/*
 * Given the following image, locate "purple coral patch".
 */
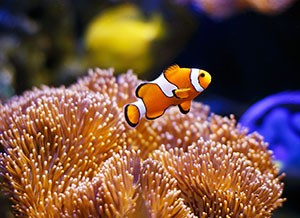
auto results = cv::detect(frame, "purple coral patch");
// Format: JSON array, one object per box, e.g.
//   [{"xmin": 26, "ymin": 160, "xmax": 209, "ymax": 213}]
[{"xmin": 240, "ymin": 91, "xmax": 300, "ymax": 175}]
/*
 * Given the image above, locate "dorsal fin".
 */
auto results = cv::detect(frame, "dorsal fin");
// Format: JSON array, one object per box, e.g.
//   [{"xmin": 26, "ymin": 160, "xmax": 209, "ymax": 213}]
[{"xmin": 164, "ymin": 64, "xmax": 180, "ymax": 78}]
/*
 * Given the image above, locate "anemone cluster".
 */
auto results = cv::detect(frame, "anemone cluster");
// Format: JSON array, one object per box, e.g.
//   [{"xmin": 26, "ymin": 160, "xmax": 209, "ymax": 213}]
[{"xmin": 0, "ymin": 68, "xmax": 285, "ymax": 217}]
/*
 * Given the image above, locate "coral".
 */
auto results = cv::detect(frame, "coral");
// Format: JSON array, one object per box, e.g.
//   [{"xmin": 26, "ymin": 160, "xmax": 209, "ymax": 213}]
[
  {"xmin": 176, "ymin": 0, "xmax": 297, "ymax": 18},
  {"xmin": 0, "ymin": 68, "xmax": 285, "ymax": 217},
  {"xmin": 240, "ymin": 91, "xmax": 300, "ymax": 175},
  {"xmin": 243, "ymin": 0, "xmax": 296, "ymax": 13}
]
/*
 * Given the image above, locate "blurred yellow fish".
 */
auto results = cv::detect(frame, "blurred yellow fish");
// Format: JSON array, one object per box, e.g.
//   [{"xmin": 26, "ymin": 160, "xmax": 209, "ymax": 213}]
[{"xmin": 84, "ymin": 3, "xmax": 166, "ymax": 74}]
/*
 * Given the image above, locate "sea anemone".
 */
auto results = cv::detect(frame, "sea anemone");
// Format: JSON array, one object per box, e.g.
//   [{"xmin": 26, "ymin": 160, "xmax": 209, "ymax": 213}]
[
  {"xmin": 0, "ymin": 86, "xmax": 125, "ymax": 216},
  {"xmin": 154, "ymin": 139, "xmax": 284, "ymax": 217},
  {"xmin": 140, "ymin": 158, "xmax": 194, "ymax": 217},
  {"xmin": 0, "ymin": 68, "xmax": 285, "ymax": 217},
  {"xmin": 59, "ymin": 148, "xmax": 141, "ymax": 217}
]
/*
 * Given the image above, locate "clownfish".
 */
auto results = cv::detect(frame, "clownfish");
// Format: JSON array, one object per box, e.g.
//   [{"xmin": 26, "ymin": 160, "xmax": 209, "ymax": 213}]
[{"xmin": 124, "ymin": 64, "xmax": 211, "ymax": 127}]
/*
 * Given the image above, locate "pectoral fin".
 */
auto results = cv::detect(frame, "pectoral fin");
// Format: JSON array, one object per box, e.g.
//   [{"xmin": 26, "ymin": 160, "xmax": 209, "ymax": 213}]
[
  {"xmin": 173, "ymin": 88, "xmax": 191, "ymax": 99},
  {"xmin": 178, "ymin": 101, "xmax": 191, "ymax": 114}
]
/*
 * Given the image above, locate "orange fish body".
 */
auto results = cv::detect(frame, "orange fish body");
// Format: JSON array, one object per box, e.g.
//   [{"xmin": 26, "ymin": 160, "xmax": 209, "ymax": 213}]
[{"xmin": 124, "ymin": 64, "xmax": 211, "ymax": 127}]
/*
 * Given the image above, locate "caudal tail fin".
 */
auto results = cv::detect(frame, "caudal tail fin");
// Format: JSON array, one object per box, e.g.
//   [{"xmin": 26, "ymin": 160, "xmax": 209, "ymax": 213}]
[{"xmin": 124, "ymin": 104, "xmax": 140, "ymax": 128}]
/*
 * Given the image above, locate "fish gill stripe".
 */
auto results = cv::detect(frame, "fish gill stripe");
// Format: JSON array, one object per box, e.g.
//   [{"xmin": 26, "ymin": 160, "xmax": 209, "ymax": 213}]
[
  {"xmin": 190, "ymin": 68, "xmax": 204, "ymax": 92},
  {"xmin": 150, "ymin": 73, "xmax": 178, "ymax": 98}
]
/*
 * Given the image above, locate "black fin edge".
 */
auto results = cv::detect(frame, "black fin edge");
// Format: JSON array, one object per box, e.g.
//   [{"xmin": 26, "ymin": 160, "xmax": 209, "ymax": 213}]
[
  {"xmin": 135, "ymin": 83, "xmax": 147, "ymax": 98},
  {"xmin": 172, "ymin": 89, "xmax": 180, "ymax": 99},
  {"xmin": 178, "ymin": 104, "xmax": 190, "ymax": 114},
  {"xmin": 124, "ymin": 104, "xmax": 139, "ymax": 128}
]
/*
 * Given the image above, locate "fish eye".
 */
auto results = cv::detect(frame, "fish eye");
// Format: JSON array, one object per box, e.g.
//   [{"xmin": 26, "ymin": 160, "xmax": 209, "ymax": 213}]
[{"xmin": 200, "ymin": 73, "xmax": 205, "ymax": 77}]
